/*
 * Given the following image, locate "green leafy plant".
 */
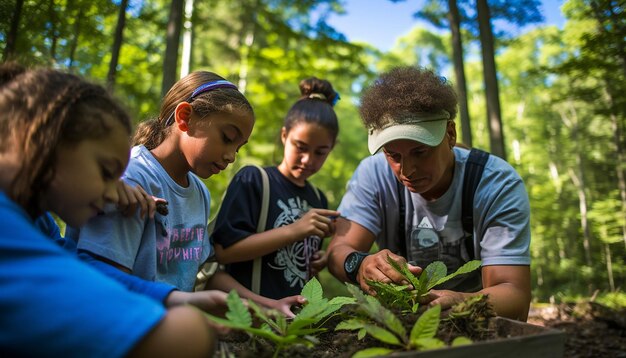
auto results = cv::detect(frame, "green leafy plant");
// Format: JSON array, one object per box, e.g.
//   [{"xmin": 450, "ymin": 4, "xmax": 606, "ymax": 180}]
[
  {"xmin": 205, "ymin": 277, "xmax": 355, "ymax": 358},
  {"xmin": 367, "ymin": 257, "xmax": 482, "ymax": 312},
  {"xmin": 337, "ymin": 283, "xmax": 472, "ymax": 357}
]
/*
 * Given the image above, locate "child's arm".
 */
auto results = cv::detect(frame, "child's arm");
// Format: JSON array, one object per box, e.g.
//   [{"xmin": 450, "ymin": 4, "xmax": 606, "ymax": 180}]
[
  {"xmin": 128, "ymin": 305, "xmax": 217, "ymax": 357},
  {"xmin": 205, "ymin": 270, "xmax": 306, "ymax": 318},
  {"xmin": 164, "ymin": 290, "xmax": 229, "ymax": 318},
  {"xmin": 215, "ymin": 208, "xmax": 340, "ymax": 264},
  {"xmin": 116, "ymin": 180, "xmax": 168, "ymax": 219}
]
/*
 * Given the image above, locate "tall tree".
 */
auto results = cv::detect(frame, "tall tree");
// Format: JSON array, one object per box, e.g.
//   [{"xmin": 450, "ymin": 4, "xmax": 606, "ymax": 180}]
[
  {"xmin": 180, "ymin": 0, "xmax": 194, "ymax": 78},
  {"xmin": 3, "ymin": 0, "xmax": 24, "ymax": 61},
  {"xmin": 413, "ymin": 0, "xmax": 473, "ymax": 146},
  {"xmin": 47, "ymin": 0, "xmax": 59, "ymax": 62},
  {"xmin": 476, "ymin": 0, "xmax": 505, "ymax": 159},
  {"xmin": 107, "ymin": 0, "xmax": 130, "ymax": 91},
  {"xmin": 161, "ymin": 0, "xmax": 184, "ymax": 97},
  {"xmin": 447, "ymin": 0, "xmax": 472, "ymax": 147}
]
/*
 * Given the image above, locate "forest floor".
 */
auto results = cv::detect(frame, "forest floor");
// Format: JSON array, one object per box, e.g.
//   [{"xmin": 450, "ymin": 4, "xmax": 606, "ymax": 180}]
[{"xmin": 527, "ymin": 301, "xmax": 626, "ymax": 357}]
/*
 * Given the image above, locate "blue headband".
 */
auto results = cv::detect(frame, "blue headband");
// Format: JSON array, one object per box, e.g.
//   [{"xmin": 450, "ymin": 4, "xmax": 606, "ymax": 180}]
[{"xmin": 165, "ymin": 80, "xmax": 238, "ymax": 126}]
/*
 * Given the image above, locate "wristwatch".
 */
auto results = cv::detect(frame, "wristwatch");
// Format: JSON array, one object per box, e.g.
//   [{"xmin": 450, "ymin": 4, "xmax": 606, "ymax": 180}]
[{"xmin": 344, "ymin": 251, "xmax": 370, "ymax": 284}]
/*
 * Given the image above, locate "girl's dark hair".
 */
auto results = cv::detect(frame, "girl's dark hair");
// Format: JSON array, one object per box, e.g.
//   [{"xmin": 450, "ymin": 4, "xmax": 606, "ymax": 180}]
[
  {"xmin": 0, "ymin": 64, "xmax": 132, "ymax": 217},
  {"xmin": 359, "ymin": 66, "xmax": 458, "ymax": 129},
  {"xmin": 283, "ymin": 77, "xmax": 339, "ymax": 142},
  {"xmin": 133, "ymin": 71, "xmax": 254, "ymax": 150}
]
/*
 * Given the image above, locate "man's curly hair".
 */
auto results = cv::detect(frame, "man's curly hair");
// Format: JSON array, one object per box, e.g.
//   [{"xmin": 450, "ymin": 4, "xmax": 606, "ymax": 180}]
[{"xmin": 359, "ymin": 66, "xmax": 458, "ymax": 129}]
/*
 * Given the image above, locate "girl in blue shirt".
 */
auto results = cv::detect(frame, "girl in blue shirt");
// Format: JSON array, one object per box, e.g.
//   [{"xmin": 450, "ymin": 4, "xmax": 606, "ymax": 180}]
[{"xmin": 0, "ymin": 63, "xmax": 215, "ymax": 357}]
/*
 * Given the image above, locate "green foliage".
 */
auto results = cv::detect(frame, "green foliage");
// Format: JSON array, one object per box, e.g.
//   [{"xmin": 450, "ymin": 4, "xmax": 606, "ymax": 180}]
[
  {"xmin": 337, "ymin": 285, "xmax": 453, "ymax": 356},
  {"xmin": 204, "ymin": 277, "xmax": 355, "ymax": 357},
  {"xmin": 366, "ymin": 256, "xmax": 481, "ymax": 312}
]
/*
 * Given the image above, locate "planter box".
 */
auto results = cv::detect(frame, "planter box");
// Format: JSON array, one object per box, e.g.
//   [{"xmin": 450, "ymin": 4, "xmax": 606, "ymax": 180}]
[{"xmin": 392, "ymin": 317, "xmax": 566, "ymax": 358}]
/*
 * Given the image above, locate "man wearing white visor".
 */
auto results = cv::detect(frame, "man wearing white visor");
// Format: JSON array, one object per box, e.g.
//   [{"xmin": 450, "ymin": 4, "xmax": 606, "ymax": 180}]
[{"xmin": 327, "ymin": 66, "xmax": 531, "ymax": 321}]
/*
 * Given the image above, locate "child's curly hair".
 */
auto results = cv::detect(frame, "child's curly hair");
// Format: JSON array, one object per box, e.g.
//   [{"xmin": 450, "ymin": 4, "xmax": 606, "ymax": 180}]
[{"xmin": 359, "ymin": 66, "xmax": 458, "ymax": 129}]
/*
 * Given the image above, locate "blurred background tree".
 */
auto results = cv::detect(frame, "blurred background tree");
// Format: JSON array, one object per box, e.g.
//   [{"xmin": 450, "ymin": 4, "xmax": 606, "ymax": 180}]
[{"xmin": 1, "ymin": 0, "xmax": 623, "ymax": 304}]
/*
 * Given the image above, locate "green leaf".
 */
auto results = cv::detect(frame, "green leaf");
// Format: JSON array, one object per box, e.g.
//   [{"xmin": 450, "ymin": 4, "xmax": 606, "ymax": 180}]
[
  {"xmin": 357, "ymin": 328, "xmax": 366, "ymax": 340},
  {"xmin": 431, "ymin": 260, "xmax": 482, "ymax": 289},
  {"xmin": 362, "ymin": 324, "xmax": 402, "ymax": 346},
  {"xmin": 413, "ymin": 337, "xmax": 445, "ymax": 350},
  {"xmin": 225, "ymin": 290, "xmax": 252, "ymax": 327},
  {"xmin": 301, "ymin": 276, "xmax": 324, "ymax": 303},
  {"xmin": 386, "ymin": 254, "xmax": 420, "ymax": 289},
  {"xmin": 422, "ymin": 261, "xmax": 447, "ymax": 292},
  {"xmin": 285, "ymin": 317, "xmax": 319, "ymax": 335},
  {"xmin": 335, "ymin": 319, "xmax": 366, "ymax": 331},
  {"xmin": 451, "ymin": 336, "xmax": 473, "ymax": 346},
  {"xmin": 352, "ymin": 347, "xmax": 395, "ymax": 357},
  {"xmin": 409, "ymin": 305, "xmax": 441, "ymax": 343}
]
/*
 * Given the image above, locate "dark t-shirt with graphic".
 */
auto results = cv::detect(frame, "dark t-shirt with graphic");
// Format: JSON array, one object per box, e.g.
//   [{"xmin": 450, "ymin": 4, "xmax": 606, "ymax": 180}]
[{"xmin": 212, "ymin": 166, "xmax": 328, "ymax": 299}]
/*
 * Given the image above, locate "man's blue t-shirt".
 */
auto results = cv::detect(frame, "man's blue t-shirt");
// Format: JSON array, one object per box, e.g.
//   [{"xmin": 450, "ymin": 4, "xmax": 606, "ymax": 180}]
[
  {"xmin": 338, "ymin": 147, "xmax": 531, "ymax": 291},
  {"xmin": 0, "ymin": 191, "xmax": 165, "ymax": 357},
  {"xmin": 212, "ymin": 166, "xmax": 328, "ymax": 299}
]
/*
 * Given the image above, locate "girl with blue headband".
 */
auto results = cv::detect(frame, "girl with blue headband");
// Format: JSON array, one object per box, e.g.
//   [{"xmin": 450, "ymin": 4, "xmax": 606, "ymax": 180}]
[
  {"xmin": 211, "ymin": 77, "xmax": 341, "ymax": 299},
  {"xmin": 73, "ymin": 70, "xmax": 304, "ymax": 316}
]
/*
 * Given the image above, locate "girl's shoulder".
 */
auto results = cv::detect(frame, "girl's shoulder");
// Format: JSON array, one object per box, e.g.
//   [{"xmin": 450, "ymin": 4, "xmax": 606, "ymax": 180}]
[{"xmin": 233, "ymin": 164, "xmax": 270, "ymax": 185}]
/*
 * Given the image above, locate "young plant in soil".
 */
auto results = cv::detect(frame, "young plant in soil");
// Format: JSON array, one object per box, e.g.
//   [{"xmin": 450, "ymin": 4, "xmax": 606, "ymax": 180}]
[
  {"xmin": 204, "ymin": 277, "xmax": 355, "ymax": 358},
  {"xmin": 366, "ymin": 256, "xmax": 482, "ymax": 312},
  {"xmin": 336, "ymin": 283, "xmax": 472, "ymax": 357}
]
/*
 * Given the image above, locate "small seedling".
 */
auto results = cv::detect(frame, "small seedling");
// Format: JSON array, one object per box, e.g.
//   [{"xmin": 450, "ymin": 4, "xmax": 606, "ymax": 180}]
[
  {"xmin": 367, "ymin": 256, "xmax": 481, "ymax": 312},
  {"xmin": 337, "ymin": 283, "xmax": 472, "ymax": 357},
  {"xmin": 205, "ymin": 277, "xmax": 355, "ymax": 358}
]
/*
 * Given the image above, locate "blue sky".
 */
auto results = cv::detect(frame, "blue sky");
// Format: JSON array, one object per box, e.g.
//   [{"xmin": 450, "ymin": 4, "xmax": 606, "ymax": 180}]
[{"xmin": 327, "ymin": 0, "xmax": 566, "ymax": 51}]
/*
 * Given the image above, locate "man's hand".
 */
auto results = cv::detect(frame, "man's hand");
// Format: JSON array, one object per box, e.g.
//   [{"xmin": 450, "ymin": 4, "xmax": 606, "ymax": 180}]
[
  {"xmin": 419, "ymin": 289, "xmax": 470, "ymax": 311},
  {"xmin": 357, "ymin": 249, "xmax": 422, "ymax": 295}
]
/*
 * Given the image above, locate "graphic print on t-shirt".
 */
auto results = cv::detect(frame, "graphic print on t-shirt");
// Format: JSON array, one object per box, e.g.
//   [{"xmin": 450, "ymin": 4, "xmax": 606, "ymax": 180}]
[
  {"xmin": 408, "ymin": 216, "xmax": 441, "ymax": 268},
  {"xmin": 268, "ymin": 197, "xmax": 321, "ymax": 288}
]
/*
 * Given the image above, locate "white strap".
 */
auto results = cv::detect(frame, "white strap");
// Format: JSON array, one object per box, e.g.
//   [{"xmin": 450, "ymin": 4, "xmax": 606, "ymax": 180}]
[{"xmin": 251, "ymin": 164, "xmax": 269, "ymax": 295}]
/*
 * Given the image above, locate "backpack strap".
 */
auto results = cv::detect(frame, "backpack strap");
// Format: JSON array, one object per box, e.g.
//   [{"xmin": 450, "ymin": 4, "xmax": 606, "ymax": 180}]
[
  {"xmin": 397, "ymin": 179, "xmax": 407, "ymax": 257},
  {"xmin": 251, "ymin": 164, "xmax": 270, "ymax": 295},
  {"xmin": 461, "ymin": 148, "xmax": 489, "ymax": 260},
  {"xmin": 312, "ymin": 185, "xmax": 321, "ymax": 201}
]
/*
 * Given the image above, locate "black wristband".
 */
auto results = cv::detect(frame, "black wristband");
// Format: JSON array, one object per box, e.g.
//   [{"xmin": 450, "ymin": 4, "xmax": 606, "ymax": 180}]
[{"xmin": 344, "ymin": 251, "xmax": 370, "ymax": 284}]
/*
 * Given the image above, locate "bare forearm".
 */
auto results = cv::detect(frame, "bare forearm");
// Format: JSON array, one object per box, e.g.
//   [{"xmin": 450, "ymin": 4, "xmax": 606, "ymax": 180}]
[
  {"xmin": 215, "ymin": 225, "xmax": 300, "ymax": 264},
  {"xmin": 205, "ymin": 271, "xmax": 273, "ymax": 307},
  {"xmin": 327, "ymin": 243, "xmax": 355, "ymax": 282},
  {"xmin": 480, "ymin": 283, "xmax": 531, "ymax": 321}
]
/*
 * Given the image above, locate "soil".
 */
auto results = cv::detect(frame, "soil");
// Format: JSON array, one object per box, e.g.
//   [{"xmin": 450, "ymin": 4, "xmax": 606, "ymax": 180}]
[
  {"xmin": 217, "ymin": 300, "xmax": 626, "ymax": 358},
  {"xmin": 527, "ymin": 301, "xmax": 626, "ymax": 358}
]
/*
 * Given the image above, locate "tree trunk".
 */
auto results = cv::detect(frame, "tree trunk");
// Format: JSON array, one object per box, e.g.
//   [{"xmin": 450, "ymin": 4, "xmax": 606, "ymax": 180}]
[
  {"xmin": 604, "ymin": 243, "xmax": 615, "ymax": 292},
  {"xmin": 161, "ymin": 0, "xmax": 185, "ymax": 98},
  {"xmin": 568, "ymin": 165, "xmax": 593, "ymax": 269},
  {"xmin": 447, "ymin": 0, "xmax": 472, "ymax": 147},
  {"xmin": 476, "ymin": 0, "xmax": 506, "ymax": 159},
  {"xmin": 3, "ymin": 0, "xmax": 24, "ymax": 61},
  {"xmin": 67, "ymin": 1, "xmax": 84, "ymax": 70},
  {"xmin": 561, "ymin": 104, "xmax": 593, "ymax": 268},
  {"xmin": 107, "ymin": 0, "xmax": 129, "ymax": 92},
  {"xmin": 48, "ymin": 0, "xmax": 58, "ymax": 62},
  {"xmin": 237, "ymin": 0, "xmax": 260, "ymax": 94},
  {"xmin": 180, "ymin": 0, "xmax": 195, "ymax": 78}
]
